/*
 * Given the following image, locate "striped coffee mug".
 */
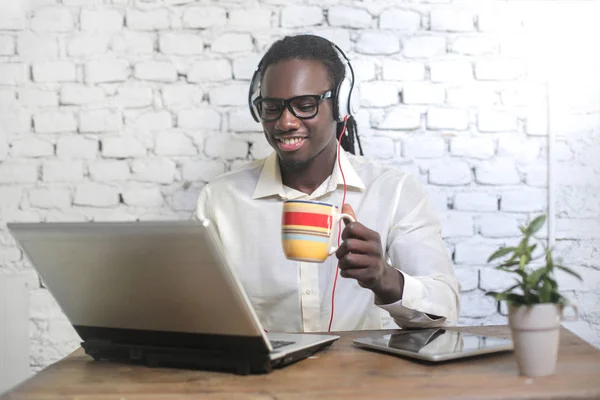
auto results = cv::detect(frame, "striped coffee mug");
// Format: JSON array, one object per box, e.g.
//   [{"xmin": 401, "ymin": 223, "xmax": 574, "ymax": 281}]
[{"xmin": 281, "ymin": 200, "xmax": 355, "ymax": 263}]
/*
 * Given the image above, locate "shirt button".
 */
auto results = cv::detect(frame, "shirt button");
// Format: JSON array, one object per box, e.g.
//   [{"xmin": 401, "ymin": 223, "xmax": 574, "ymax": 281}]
[{"xmin": 305, "ymin": 289, "xmax": 311, "ymax": 295}]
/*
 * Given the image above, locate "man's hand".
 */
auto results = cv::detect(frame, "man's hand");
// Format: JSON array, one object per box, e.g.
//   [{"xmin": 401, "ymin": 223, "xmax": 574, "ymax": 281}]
[{"xmin": 335, "ymin": 204, "xmax": 404, "ymax": 304}]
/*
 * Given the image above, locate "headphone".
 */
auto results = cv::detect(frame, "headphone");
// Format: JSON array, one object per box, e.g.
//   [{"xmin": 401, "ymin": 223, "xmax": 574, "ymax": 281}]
[{"xmin": 248, "ymin": 36, "xmax": 360, "ymax": 124}]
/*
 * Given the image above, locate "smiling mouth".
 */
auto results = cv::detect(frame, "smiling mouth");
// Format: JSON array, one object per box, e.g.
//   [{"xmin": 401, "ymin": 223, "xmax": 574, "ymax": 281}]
[{"xmin": 276, "ymin": 137, "xmax": 306, "ymax": 152}]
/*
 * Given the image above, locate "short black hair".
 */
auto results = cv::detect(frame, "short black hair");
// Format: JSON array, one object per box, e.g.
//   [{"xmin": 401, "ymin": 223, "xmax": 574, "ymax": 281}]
[{"xmin": 259, "ymin": 34, "xmax": 363, "ymax": 156}]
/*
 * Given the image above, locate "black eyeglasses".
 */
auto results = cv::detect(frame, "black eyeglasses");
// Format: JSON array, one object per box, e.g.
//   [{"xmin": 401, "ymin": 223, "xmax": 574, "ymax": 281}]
[{"xmin": 253, "ymin": 90, "xmax": 333, "ymax": 122}]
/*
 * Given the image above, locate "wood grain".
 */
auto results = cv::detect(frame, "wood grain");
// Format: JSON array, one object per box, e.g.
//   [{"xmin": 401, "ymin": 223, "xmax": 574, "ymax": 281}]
[{"xmin": 3, "ymin": 326, "xmax": 600, "ymax": 400}]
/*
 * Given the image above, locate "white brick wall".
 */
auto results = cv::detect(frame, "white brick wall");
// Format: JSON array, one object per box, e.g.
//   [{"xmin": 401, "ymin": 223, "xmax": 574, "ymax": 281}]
[{"xmin": 1, "ymin": 0, "xmax": 598, "ymax": 372}]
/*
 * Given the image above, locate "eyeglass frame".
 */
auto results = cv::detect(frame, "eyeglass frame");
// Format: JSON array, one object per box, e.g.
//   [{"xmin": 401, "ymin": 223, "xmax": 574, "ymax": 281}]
[{"xmin": 252, "ymin": 90, "xmax": 333, "ymax": 122}]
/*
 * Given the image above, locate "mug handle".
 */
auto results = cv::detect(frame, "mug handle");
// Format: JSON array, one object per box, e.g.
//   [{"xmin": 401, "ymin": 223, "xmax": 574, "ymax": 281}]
[
  {"xmin": 561, "ymin": 303, "xmax": 579, "ymax": 322},
  {"xmin": 328, "ymin": 213, "xmax": 356, "ymax": 255}
]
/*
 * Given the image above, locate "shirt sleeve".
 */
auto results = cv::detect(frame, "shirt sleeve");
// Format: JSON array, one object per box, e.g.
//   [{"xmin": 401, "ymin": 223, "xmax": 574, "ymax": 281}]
[{"xmin": 376, "ymin": 173, "xmax": 461, "ymax": 328}]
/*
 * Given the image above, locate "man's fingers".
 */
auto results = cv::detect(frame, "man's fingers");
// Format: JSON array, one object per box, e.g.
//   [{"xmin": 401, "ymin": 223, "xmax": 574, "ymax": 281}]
[{"xmin": 341, "ymin": 203, "xmax": 356, "ymax": 225}]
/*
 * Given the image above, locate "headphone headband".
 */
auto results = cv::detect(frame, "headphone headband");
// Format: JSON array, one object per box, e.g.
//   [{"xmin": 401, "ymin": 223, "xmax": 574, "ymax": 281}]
[{"xmin": 248, "ymin": 36, "xmax": 360, "ymax": 123}]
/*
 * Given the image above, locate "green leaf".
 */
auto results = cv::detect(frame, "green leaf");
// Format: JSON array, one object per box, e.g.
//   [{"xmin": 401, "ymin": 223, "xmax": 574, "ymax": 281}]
[
  {"xmin": 556, "ymin": 264, "xmax": 583, "ymax": 280},
  {"xmin": 528, "ymin": 215, "xmax": 547, "ymax": 235},
  {"xmin": 487, "ymin": 247, "xmax": 516, "ymax": 263},
  {"xmin": 527, "ymin": 266, "xmax": 548, "ymax": 287},
  {"xmin": 505, "ymin": 293, "xmax": 527, "ymax": 306}
]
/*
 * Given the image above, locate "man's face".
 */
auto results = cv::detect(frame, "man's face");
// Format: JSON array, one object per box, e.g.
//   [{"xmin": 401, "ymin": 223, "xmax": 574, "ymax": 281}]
[{"xmin": 259, "ymin": 59, "xmax": 338, "ymax": 168}]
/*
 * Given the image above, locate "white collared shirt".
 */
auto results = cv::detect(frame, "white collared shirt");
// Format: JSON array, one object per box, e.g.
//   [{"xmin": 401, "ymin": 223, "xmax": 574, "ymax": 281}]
[{"xmin": 193, "ymin": 150, "xmax": 460, "ymax": 332}]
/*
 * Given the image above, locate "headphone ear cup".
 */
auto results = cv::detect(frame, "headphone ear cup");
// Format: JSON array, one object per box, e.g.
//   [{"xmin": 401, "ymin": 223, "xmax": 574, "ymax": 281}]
[
  {"xmin": 335, "ymin": 76, "xmax": 352, "ymax": 122},
  {"xmin": 349, "ymin": 81, "xmax": 360, "ymax": 116},
  {"xmin": 248, "ymin": 68, "xmax": 261, "ymax": 123}
]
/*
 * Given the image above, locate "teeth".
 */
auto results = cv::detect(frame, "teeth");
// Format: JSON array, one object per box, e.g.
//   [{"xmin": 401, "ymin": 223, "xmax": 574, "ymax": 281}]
[{"xmin": 281, "ymin": 138, "xmax": 303, "ymax": 145}]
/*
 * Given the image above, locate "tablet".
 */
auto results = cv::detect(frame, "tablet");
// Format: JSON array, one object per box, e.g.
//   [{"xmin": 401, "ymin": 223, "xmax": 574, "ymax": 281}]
[{"xmin": 353, "ymin": 328, "xmax": 513, "ymax": 362}]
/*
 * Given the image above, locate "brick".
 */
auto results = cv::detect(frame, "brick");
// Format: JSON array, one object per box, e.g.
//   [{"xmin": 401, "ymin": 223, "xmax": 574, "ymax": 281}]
[
  {"xmin": 430, "ymin": 8, "xmax": 473, "ymax": 32},
  {"xmin": 114, "ymin": 85, "xmax": 153, "ymax": 108},
  {"xmin": 121, "ymin": 186, "xmax": 163, "ymax": 207},
  {"xmin": 80, "ymin": 109, "xmax": 122, "ymax": 133},
  {"xmin": 361, "ymin": 137, "xmax": 395, "ymax": 160},
  {"xmin": 63, "ymin": 0, "xmax": 104, "ymax": 5},
  {"xmin": 42, "ymin": 160, "xmax": 84, "ymax": 182},
  {"xmin": 86, "ymin": 58, "xmax": 129, "ymax": 83},
  {"xmin": 60, "ymin": 84, "xmax": 105, "ymax": 105},
  {"xmin": 155, "ymin": 132, "xmax": 196, "ymax": 156},
  {"xmin": 477, "ymin": 214, "xmax": 522, "ymax": 238},
  {"xmin": 32, "ymin": 61, "xmax": 76, "ymax": 83},
  {"xmin": 0, "ymin": 109, "xmax": 31, "ymax": 134},
  {"xmin": 328, "ymin": 6, "xmax": 371, "ymax": 29},
  {"xmin": 16, "ymin": 32, "xmax": 57, "ymax": 59},
  {"xmin": 131, "ymin": 158, "xmax": 176, "ymax": 184},
  {"xmin": 56, "ymin": 136, "xmax": 98, "ymax": 159},
  {"xmin": 360, "ymin": 81, "xmax": 398, "ymax": 107},
  {"xmin": 501, "ymin": 85, "xmax": 545, "ymax": 108},
  {"xmin": 379, "ymin": 8, "xmax": 420, "ymax": 31},
  {"xmin": 557, "ymin": 186, "xmax": 600, "ymax": 219},
  {"xmin": 205, "ymin": 136, "xmax": 248, "ymax": 159},
  {"xmin": 0, "ymin": 36, "xmax": 15, "ymax": 55},
  {"xmin": 426, "ymin": 188, "xmax": 448, "ymax": 214},
  {"xmin": 101, "ymin": 136, "xmax": 146, "ymax": 158},
  {"xmin": 3, "ymin": 210, "xmax": 42, "ymax": 223},
  {"xmin": 89, "ymin": 160, "xmax": 130, "ymax": 182},
  {"xmin": 134, "ymin": 61, "xmax": 177, "ymax": 82},
  {"xmin": 497, "ymin": 136, "xmax": 541, "ymax": 164},
  {"xmin": 382, "ymin": 61, "xmax": 424, "ymax": 81},
  {"xmin": 446, "ymin": 86, "xmax": 497, "ymax": 106},
  {"xmin": 208, "ymin": 84, "xmax": 249, "ymax": 106},
  {"xmin": 0, "ymin": 8, "xmax": 27, "ymax": 30},
  {"xmin": 441, "ymin": 212, "xmax": 474, "ymax": 238},
  {"xmin": 126, "ymin": 9, "xmax": 170, "ymax": 31},
  {"xmin": 188, "ymin": 59, "xmax": 232, "ymax": 82},
  {"xmin": 0, "ymin": 162, "xmax": 38, "ymax": 183},
  {"xmin": 67, "ymin": 34, "xmax": 109, "ymax": 57},
  {"xmin": 475, "ymin": 59, "xmax": 520, "ymax": 81},
  {"xmin": 29, "ymin": 188, "xmax": 71, "ymax": 209},
  {"xmin": 111, "ymin": 31, "xmax": 154, "ymax": 55},
  {"xmin": 455, "ymin": 237, "xmax": 503, "ymax": 265},
  {"xmin": 459, "ymin": 292, "xmax": 497, "ymax": 318},
  {"xmin": 250, "ymin": 134, "xmax": 274, "ymax": 159},
  {"xmin": 478, "ymin": 9, "xmax": 522, "ymax": 32},
  {"xmin": 453, "ymin": 265, "xmax": 479, "ymax": 292},
  {"xmin": 178, "ymin": 108, "xmax": 221, "ymax": 130},
  {"xmin": 402, "ymin": 83, "xmax": 445, "ymax": 104},
  {"xmin": 524, "ymin": 164, "xmax": 547, "ymax": 187},
  {"xmin": 448, "ymin": 134, "xmax": 495, "ymax": 161},
  {"xmin": 19, "ymin": 89, "xmax": 58, "ymax": 107},
  {"xmin": 281, "ymin": 6, "xmax": 323, "ymax": 28},
  {"xmin": 450, "ymin": 37, "xmax": 495, "ymax": 56},
  {"xmin": 182, "ymin": 6, "xmax": 226, "ymax": 29},
  {"xmin": 34, "ymin": 111, "xmax": 77, "ymax": 134},
  {"xmin": 74, "ymin": 183, "xmax": 119, "ymax": 207},
  {"xmin": 229, "ymin": 8, "xmax": 272, "ymax": 29},
  {"xmin": 500, "ymin": 189, "xmax": 547, "ymax": 212},
  {"xmin": 31, "ymin": 7, "xmax": 74, "ymax": 33},
  {"xmin": 0, "ymin": 63, "xmax": 28, "ymax": 85},
  {"xmin": 426, "ymin": 108, "xmax": 469, "ymax": 130},
  {"xmin": 170, "ymin": 189, "xmax": 200, "ymax": 212},
  {"xmin": 475, "ymin": 159, "xmax": 521, "ymax": 185},
  {"xmin": 232, "ymin": 55, "xmax": 262, "ymax": 80},
  {"xmin": 81, "ymin": 9, "xmax": 123, "ymax": 32},
  {"xmin": 350, "ymin": 58, "xmax": 376, "ymax": 82},
  {"xmin": 403, "ymin": 137, "xmax": 445, "ymax": 158},
  {"xmin": 0, "ymin": 187, "xmax": 23, "ymax": 209},
  {"xmin": 130, "ymin": 111, "xmax": 172, "ymax": 131},
  {"xmin": 229, "ymin": 108, "xmax": 262, "ymax": 132},
  {"xmin": 0, "ymin": 246, "xmax": 21, "ymax": 262},
  {"xmin": 428, "ymin": 159, "xmax": 471, "ymax": 186},
  {"xmin": 403, "ymin": 37, "xmax": 446, "ymax": 59},
  {"xmin": 355, "ymin": 32, "xmax": 400, "ymax": 55},
  {"xmin": 0, "ymin": 135, "xmax": 7, "ymax": 161},
  {"xmin": 159, "ymin": 32, "xmax": 203, "ymax": 55},
  {"xmin": 477, "ymin": 110, "xmax": 517, "ymax": 132},
  {"xmin": 377, "ymin": 107, "xmax": 421, "ymax": 130},
  {"xmin": 429, "ymin": 60, "xmax": 472, "ymax": 82},
  {"xmin": 211, "ymin": 33, "xmax": 253, "ymax": 53},
  {"xmin": 162, "ymin": 84, "xmax": 203, "ymax": 109},
  {"xmin": 311, "ymin": 28, "xmax": 351, "ymax": 53},
  {"xmin": 11, "ymin": 138, "xmax": 54, "ymax": 158},
  {"xmin": 0, "ymin": 89, "xmax": 16, "ymax": 107}
]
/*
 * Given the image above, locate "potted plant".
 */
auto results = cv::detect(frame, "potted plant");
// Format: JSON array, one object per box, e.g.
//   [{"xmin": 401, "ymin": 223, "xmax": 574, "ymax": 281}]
[{"xmin": 485, "ymin": 214, "xmax": 581, "ymax": 377}]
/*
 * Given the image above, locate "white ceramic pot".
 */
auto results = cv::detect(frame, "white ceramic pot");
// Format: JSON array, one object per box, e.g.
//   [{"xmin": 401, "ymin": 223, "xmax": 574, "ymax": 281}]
[{"xmin": 508, "ymin": 303, "xmax": 576, "ymax": 377}]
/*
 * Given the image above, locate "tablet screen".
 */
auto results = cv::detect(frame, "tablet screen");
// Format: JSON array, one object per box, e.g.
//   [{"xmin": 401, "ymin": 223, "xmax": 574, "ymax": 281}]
[{"xmin": 354, "ymin": 329, "xmax": 513, "ymax": 361}]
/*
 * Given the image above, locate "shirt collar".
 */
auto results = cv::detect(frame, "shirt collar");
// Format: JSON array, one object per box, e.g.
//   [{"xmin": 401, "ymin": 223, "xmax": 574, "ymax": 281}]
[{"xmin": 252, "ymin": 150, "xmax": 366, "ymax": 200}]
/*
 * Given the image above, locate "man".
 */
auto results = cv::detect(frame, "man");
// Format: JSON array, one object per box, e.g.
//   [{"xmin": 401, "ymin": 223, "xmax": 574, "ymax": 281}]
[{"xmin": 193, "ymin": 34, "xmax": 460, "ymax": 332}]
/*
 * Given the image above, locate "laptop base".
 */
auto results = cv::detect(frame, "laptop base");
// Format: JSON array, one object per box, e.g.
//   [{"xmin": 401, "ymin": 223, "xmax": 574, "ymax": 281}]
[{"xmin": 82, "ymin": 340, "xmax": 274, "ymax": 375}]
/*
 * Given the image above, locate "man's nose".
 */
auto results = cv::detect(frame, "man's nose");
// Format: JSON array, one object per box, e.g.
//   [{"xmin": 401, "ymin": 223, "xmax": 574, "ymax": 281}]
[{"xmin": 274, "ymin": 106, "xmax": 300, "ymax": 131}]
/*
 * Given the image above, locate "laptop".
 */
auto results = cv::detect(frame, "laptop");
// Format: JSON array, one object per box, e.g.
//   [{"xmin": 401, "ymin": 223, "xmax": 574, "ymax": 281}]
[{"xmin": 8, "ymin": 219, "xmax": 339, "ymax": 374}]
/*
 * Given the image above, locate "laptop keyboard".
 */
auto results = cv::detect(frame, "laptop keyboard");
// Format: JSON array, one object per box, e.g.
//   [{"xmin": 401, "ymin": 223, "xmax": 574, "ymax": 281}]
[{"xmin": 270, "ymin": 340, "xmax": 295, "ymax": 349}]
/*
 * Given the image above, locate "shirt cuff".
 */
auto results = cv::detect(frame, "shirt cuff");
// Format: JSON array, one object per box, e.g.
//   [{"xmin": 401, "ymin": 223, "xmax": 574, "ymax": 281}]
[{"xmin": 376, "ymin": 270, "xmax": 446, "ymax": 327}]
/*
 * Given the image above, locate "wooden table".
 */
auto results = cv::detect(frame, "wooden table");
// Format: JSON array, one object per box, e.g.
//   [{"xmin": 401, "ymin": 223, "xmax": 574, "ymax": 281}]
[{"xmin": 3, "ymin": 326, "xmax": 600, "ymax": 400}]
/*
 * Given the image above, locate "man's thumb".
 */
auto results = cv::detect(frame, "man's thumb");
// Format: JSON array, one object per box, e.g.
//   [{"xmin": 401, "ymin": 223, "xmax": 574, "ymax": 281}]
[{"xmin": 341, "ymin": 203, "xmax": 357, "ymax": 224}]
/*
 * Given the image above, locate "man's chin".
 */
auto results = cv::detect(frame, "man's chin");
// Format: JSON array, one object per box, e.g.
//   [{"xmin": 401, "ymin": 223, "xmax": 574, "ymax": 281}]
[{"xmin": 277, "ymin": 153, "xmax": 312, "ymax": 172}]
